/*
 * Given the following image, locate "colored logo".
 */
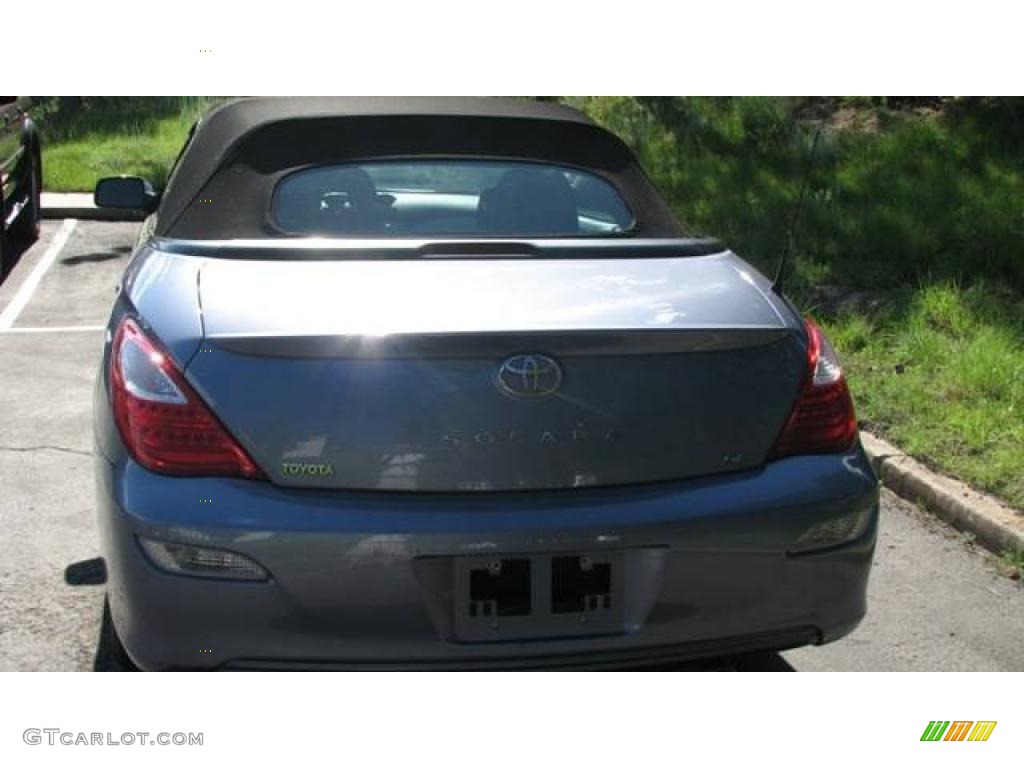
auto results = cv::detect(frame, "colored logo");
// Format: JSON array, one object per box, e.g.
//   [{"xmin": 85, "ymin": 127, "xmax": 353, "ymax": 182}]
[{"xmin": 921, "ymin": 721, "xmax": 997, "ymax": 742}]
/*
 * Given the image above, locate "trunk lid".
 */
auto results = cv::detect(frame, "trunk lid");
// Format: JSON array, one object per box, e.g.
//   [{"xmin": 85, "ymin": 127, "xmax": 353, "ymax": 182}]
[{"xmin": 184, "ymin": 248, "xmax": 806, "ymax": 491}]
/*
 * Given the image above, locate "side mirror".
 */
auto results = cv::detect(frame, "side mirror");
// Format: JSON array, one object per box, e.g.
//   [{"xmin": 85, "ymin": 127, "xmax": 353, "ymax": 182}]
[{"xmin": 94, "ymin": 176, "xmax": 159, "ymax": 212}]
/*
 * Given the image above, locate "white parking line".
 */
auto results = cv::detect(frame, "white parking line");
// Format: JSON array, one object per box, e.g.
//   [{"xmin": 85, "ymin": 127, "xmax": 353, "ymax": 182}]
[
  {"xmin": 0, "ymin": 325, "xmax": 105, "ymax": 334},
  {"xmin": 0, "ymin": 219, "xmax": 78, "ymax": 329}
]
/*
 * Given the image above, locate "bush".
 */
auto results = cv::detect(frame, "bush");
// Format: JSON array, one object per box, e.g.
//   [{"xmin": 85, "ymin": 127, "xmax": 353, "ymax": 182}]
[{"xmin": 566, "ymin": 97, "xmax": 1024, "ymax": 292}]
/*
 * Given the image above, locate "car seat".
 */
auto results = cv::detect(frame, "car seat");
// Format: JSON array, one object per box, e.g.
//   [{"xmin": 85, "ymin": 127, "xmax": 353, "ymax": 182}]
[{"xmin": 477, "ymin": 168, "xmax": 579, "ymax": 236}]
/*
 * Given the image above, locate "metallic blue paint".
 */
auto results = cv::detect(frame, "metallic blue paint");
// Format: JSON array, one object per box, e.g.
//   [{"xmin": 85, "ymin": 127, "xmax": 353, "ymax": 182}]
[{"xmin": 94, "ymin": 240, "xmax": 878, "ymax": 669}]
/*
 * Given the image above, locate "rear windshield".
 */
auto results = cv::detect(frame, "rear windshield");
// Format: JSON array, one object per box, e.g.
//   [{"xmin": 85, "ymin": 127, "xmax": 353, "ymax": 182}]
[{"xmin": 271, "ymin": 160, "xmax": 635, "ymax": 237}]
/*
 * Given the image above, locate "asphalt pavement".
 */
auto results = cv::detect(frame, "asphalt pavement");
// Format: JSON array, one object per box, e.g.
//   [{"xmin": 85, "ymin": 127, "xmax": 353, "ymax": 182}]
[{"xmin": 0, "ymin": 220, "xmax": 1021, "ymax": 671}]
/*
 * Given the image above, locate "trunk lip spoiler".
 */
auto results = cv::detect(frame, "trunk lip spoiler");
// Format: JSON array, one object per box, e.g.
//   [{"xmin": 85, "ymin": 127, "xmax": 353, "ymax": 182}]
[
  {"xmin": 202, "ymin": 328, "xmax": 794, "ymax": 360},
  {"xmin": 150, "ymin": 236, "xmax": 726, "ymax": 261}
]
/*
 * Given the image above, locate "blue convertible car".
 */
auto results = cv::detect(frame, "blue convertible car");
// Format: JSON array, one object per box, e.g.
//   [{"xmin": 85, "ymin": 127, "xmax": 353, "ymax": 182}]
[{"xmin": 92, "ymin": 97, "xmax": 878, "ymax": 669}]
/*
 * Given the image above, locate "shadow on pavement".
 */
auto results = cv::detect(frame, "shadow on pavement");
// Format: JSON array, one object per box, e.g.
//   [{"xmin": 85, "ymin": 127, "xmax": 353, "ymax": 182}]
[
  {"xmin": 63, "ymin": 557, "xmax": 133, "ymax": 671},
  {"xmin": 61, "ymin": 245, "xmax": 132, "ymax": 266},
  {"xmin": 93, "ymin": 599, "xmax": 136, "ymax": 672},
  {"xmin": 0, "ymin": 235, "xmax": 33, "ymax": 283},
  {"xmin": 726, "ymin": 651, "xmax": 796, "ymax": 671}
]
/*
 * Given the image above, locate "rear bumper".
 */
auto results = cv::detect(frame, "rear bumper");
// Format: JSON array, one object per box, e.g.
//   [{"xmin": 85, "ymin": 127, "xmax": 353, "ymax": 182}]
[
  {"xmin": 96, "ymin": 445, "xmax": 879, "ymax": 670},
  {"xmin": 224, "ymin": 627, "xmax": 824, "ymax": 670}
]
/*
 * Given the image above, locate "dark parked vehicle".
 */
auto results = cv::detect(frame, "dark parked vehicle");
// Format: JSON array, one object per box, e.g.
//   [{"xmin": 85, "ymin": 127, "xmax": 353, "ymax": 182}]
[
  {"xmin": 93, "ymin": 98, "xmax": 879, "ymax": 670},
  {"xmin": 0, "ymin": 97, "xmax": 42, "ymax": 274}
]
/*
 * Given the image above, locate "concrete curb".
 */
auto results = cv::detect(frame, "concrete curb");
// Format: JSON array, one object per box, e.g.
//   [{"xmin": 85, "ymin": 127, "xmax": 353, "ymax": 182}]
[
  {"xmin": 41, "ymin": 193, "xmax": 146, "ymax": 222},
  {"xmin": 861, "ymin": 431, "xmax": 1024, "ymax": 556}
]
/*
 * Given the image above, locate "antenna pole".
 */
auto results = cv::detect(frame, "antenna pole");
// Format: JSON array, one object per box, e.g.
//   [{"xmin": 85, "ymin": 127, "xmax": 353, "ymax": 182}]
[{"xmin": 773, "ymin": 126, "xmax": 822, "ymax": 291}]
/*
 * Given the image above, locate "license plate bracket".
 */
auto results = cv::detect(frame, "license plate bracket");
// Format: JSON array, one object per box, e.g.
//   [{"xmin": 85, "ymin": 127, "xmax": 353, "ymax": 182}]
[{"xmin": 453, "ymin": 551, "xmax": 625, "ymax": 643}]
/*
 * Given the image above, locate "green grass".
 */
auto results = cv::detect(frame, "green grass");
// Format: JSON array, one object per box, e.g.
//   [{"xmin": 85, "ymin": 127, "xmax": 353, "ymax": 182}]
[
  {"xmin": 567, "ymin": 96, "xmax": 1024, "ymax": 291},
  {"xmin": 36, "ymin": 97, "xmax": 222, "ymax": 192},
  {"xmin": 819, "ymin": 282, "xmax": 1024, "ymax": 508},
  {"xmin": 999, "ymin": 549, "xmax": 1024, "ymax": 580}
]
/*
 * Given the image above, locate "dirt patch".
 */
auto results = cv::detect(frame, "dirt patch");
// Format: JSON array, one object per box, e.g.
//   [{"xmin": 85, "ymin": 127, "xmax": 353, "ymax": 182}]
[
  {"xmin": 793, "ymin": 97, "xmax": 951, "ymax": 134},
  {"xmin": 799, "ymin": 283, "xmax": 893, "ymax": 317}
]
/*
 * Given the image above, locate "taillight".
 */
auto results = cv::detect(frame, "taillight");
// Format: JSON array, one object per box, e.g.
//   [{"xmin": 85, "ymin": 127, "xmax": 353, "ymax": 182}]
[
  {"xmin": 769, "ymin": 317, "xmax": 858, "ymax": 459},
  {"xmin": 110, "ymin": 317, "xmax": 264, "ymax": 478}
]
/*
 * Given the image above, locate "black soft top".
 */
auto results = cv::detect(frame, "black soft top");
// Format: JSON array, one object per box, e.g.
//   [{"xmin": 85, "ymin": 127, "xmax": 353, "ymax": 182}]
[{"xmin": 156, "ymin": 97, "xmax": 686, "ymax": 239}]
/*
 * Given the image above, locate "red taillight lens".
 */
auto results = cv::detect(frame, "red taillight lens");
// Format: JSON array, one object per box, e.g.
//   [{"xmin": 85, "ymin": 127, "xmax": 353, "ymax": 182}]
[
  {"xmin": 769, "ymin": 317, "xmax": 858, "ymax": 459},
  {"xmin": 110, "ymin": 317, "xmax": 264, "ymax": 478}
]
